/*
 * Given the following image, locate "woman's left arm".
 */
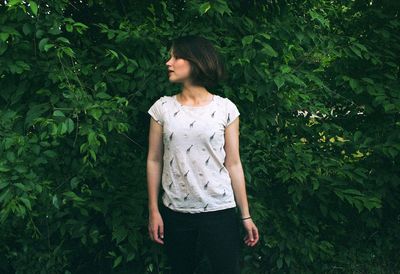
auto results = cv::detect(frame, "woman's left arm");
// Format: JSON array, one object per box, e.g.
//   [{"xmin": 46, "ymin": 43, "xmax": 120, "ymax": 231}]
[
  {"xmin": 224, "ymin": 117, "xmax": 259, "ymax": 246},
  {"xmin": 224, "ymin": 118, "xmax": 250, "ymax": 218}
]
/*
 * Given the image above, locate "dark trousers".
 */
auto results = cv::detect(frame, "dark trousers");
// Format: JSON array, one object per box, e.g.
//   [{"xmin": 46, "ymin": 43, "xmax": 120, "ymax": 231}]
[{"xmin": 160, "ymin": 203, "xmax": 242, "ymax": 274}]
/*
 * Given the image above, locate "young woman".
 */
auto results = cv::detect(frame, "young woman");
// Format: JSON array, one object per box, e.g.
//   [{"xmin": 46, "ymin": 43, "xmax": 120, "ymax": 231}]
[{"xmin": 147, "ymin": 35, "xmax": 259, "ymax": 274}]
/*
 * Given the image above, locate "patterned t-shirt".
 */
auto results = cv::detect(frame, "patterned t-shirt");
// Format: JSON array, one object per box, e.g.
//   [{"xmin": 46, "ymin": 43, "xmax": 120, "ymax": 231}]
[{"xmin": 147, "ymin": 94, "xmax": 240, "ymax": 213}]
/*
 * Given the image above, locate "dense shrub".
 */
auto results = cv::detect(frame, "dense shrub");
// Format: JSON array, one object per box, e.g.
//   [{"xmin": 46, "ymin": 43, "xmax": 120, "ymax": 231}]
[{"xmin": 0, "ymin": 1, "xmax": 399, "ymax": 273}]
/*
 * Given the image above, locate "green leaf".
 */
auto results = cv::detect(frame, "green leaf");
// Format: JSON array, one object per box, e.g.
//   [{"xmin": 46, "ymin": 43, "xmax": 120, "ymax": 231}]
[
  {"xmin": 262, "ymin": 44, "xmax": 278, "ymax": 57},
  {"xmin": 63, "ymin": 191, "xmax": 85, "ymax": 202},
  {"xmin": 52, "ymin": 194, "xmax": 59, "ymax": 209},
  {"xmin": 53, "ymin": 110, "xmax": 65, "ymax": 117},
  {"xmin": 65, "ymin": 118, "xmax": 75, "ymax": 134},
  {"xmin": 242, "ymin": 35, "xmax": 254, "ymax": 46},
  {"xmin": 20, "ymin": 197, "xmax": 32, "ymax": 210},
  {"xmin": 14, "ymin": 183, "xmax": 28, "ymax": 191},
  {"xmin": 113, "ymin": 227, "xmax": 128, "ymax": 244},
  {"xmin": 0, "ymin": 33, "xmax": 9, "ymax": 42},
  {"xmin": 0, "ymin": 181, "xmax": 9, "ymax": 190},
  {"xmin": 96, "ymin": 92, "xmax": 111, "ymax": 99},
  {"xmin": 88, "ymin": 131, "xmax": 98, "ymax": 145},
  {"xmin": 277, "ymin": 257, "xmax": 283, "ymax": 268},
  {"xmin": 199, "ymin": 2, "xmax": 211, "ymax": 15},
  {"xmin": 43, "ymin": 150, "xmax": 57, "ymax": 158},
  {"xmin": 341, "ymin": 188, "xmax": 363, "ymax": 196},
  {"xmin": 89, "ymin": 108, "xmax": 102, "ymax": 120},
  {"xmin": 38, "ymin": 38, "xmax": 49, "ymax": 52},
  {"xmin": 7, "ymin": 0, "xmax": 22, "ymax": 7},
  {"xmin": 274, "ymin": 76, "xmax": 285, "ymax": 90},
  {"xmin": 350, "ymin": 45, "xmax": 362, "ymax": 58},
  {"xmin": 0, "ymin": 189, "xmax": 11, "ymax": 203},
  {"xmin": 312, "ymin": 180, "xmax": 319, "ymax": 190},
  {"xmin": 113, "ymin": 256, "xmax": 123, "ymax": 268},
  {"xmin": 89, "ymin": 149, "xmax": 97, "ymax": 161},
  {"xmin": 56, "ymin": 37, "xmax": 70, "ymax": 44},
  {"xmin": 0, "ymin": 166, "xmax": 11, "ymax": 172},
  {"xmin": 309, "ymin": 10, "xmax": 330, "ymax": 28},
  {"xmin": 29, "ymin": 1, "xmax": 38, "ymax": 15},
  {"xmin": 44, "ymin": 44, "xmax": 54, "ymax": 52}
]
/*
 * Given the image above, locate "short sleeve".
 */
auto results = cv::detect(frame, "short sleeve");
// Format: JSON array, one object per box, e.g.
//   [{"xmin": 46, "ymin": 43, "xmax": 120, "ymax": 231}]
[
  {"xmin": 147, "ymin": 97, "xmax": 165, "ymax": 125},
  {"xmin": 225, "ymin": 98, "xmax": 240, "ymax": 127}
]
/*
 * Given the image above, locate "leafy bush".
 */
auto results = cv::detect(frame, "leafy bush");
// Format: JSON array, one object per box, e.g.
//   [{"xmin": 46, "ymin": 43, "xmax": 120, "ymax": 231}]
[{"xmin": 0, "ymin": 1, "xmax": 399, "ymax": 273}]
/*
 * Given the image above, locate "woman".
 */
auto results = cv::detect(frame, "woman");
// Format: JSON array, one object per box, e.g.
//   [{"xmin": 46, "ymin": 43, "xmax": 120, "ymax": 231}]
[{"xmin": 147, "ymin": 35, "xmax": 259, "ymax": 274}]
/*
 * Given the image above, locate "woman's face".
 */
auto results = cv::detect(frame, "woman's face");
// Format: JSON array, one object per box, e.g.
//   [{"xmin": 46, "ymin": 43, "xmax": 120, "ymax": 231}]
[{"xmin": 165, "ymin": 49, "xmax": 192, "ymax": 84}]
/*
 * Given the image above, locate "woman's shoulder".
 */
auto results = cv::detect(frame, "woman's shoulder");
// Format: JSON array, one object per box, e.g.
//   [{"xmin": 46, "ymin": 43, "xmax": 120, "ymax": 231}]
[
  {"xmin": 215, "ymin": 94, "xmax": 238, "ymax": 107},
  {"xmin": 151, "ymin": 95, "xmax": 173, "ymax": 106}
]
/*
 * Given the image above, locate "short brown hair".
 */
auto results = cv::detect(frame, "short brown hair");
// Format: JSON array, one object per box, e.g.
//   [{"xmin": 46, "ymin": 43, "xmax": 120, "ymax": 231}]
[{"xmin": 169, "ymin": 35, "xmax": 227, "ymax": 89}]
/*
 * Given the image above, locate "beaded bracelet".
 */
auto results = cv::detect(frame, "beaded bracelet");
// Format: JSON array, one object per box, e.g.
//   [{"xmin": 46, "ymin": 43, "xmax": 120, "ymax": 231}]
[{"xmin": 241, "ymin": 216, "xmax": 252, "ymax": 220}]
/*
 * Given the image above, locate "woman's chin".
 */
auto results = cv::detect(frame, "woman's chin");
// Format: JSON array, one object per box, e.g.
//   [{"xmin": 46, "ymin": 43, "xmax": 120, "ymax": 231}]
[{"xmin": 168, "ymin": 77, "xmax": 180, "ymax": 83}]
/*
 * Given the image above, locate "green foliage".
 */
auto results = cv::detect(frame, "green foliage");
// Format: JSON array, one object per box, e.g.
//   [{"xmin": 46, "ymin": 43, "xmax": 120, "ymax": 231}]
[{"xmin": 0, "ymin": 0, "xmax": 399, "ymax": 273}]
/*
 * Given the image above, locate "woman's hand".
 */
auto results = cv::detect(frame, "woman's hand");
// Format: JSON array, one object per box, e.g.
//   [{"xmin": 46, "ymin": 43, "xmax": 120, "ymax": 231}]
[
  {"xmin": 242, "ymin": 218, "xmax": 259, "ymax": 247},
  {"xmin": 148, "ymin": 211, "xmax": 164, "ymax": 245}
]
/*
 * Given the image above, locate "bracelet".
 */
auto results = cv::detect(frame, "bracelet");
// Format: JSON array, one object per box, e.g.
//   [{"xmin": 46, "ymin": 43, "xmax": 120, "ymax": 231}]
[{"xmin": 241, "ymin": 216, "xmax": 252, "ymax": 220}]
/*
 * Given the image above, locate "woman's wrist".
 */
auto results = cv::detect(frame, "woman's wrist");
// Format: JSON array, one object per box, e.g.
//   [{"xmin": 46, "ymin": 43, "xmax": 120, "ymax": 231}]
[{"xmin": 241, "ymin": 216, "xmax": 252, "ymax": 220}]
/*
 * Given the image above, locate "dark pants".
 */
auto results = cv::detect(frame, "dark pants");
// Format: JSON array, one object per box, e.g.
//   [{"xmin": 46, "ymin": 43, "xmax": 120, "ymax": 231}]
[{"xmin": 160, "ymin": 203, "xmax": 242, "ymax": 274}]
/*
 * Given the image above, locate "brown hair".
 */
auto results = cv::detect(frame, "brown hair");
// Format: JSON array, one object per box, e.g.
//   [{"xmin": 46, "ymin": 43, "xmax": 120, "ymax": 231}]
[{"xmin": 169, "ymin": 35, "xmax": 227, "ymax": 89}]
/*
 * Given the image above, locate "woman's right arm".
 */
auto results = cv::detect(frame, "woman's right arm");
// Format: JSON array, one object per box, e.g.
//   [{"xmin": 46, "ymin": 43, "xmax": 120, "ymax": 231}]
[{"xmin": 147, "ymin": 116, "xmax": 165, "ymax": 244}]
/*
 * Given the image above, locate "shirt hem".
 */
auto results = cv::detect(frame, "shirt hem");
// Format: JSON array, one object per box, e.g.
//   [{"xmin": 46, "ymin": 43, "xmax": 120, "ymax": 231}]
[{"xmin": 162, "ymin": 199, "xmax": 237, "ymax": 214}]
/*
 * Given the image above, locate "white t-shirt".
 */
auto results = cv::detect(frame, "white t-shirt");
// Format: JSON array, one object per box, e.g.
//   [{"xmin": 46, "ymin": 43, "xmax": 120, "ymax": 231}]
[{"xmin": 147, "ymin": 94, "xmax": 240, "ymax": 213}]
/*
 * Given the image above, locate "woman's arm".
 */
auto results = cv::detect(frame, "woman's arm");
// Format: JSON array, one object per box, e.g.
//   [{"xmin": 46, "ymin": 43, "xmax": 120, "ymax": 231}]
[
  {"xmin": 224, "ymin": 118, "xmax": 250, "ymax": 218},
  {"xmin": 224, "ymin": 117, "xmax": 259, "ymax": 247},
  {"xmin": 147, "ymin": 117, "xmax": 165, "ymax": 245},
  {"xmin": 147, "ymin": 117, "xmax": 164, "ymax": 215}
]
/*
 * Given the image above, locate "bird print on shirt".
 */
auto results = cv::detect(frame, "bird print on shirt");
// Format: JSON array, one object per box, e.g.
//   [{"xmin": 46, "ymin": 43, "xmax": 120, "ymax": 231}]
[
  {"xmin": 174, "ymin": 109, "xmax": 180, "ymax": 116},
  {"xmin": 186, "ymin": 144, "xmax": 194, "ymax": 153},
  {"xmin": 155, "ymin": 95, "xmax": 238, "ymax": 212},
  {"xmin": 210, "ymin": 132, "xmax": 216, "ymax": 141},
  {"xmin": 184, "ymin": 193, "xmax": 190, "ymax": 200},
  {"xmin": 184, "ymin": 170, "xmax": 190, "ymax": 177}
]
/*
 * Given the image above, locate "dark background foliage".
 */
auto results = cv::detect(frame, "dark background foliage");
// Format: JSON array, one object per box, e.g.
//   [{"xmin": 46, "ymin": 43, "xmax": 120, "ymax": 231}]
[{"xmin": 0, "ymin": 0, "xmax": 399, "ymax": 273}]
